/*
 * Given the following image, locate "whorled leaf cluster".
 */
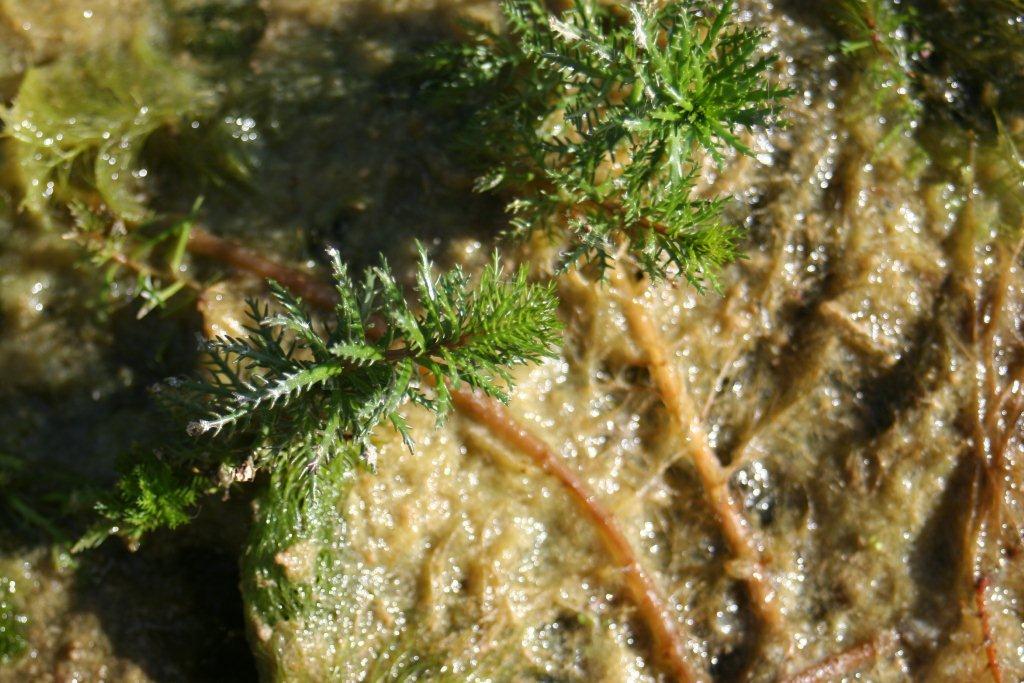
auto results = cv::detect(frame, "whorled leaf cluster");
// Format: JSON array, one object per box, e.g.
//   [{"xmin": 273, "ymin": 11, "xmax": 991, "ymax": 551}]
[
  {"xmin": 421, "ymin": 0, "xmax": 788, "ymax": 286},
  {"xmin": 176, "ymin": 245, "xmax": 561, "ymax": 474},
  {"xmin": 75, "ymin": 458, "xmax": 206, "ymax": 551}
]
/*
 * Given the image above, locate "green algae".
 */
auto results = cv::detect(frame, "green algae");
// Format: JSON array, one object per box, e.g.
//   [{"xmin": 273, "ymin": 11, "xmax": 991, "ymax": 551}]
[
  {"xmin": 0, "ymin": 577, "xmax": 26, "ymax": 665},
  {"xmin": 3, "ymin": 38, "xmax": 218, "ymax": 223}
]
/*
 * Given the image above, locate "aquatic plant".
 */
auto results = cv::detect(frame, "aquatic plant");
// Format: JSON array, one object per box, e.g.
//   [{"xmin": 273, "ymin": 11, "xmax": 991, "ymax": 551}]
[
  {"xmin": 180, "ymin": 245, "xmax": 561, "ymax": 469},
  {"xmin": 81, "ymin": 245, "xmax": 561, "ymax": 548},
  {"xmin": 422, "ymin": 0, "xmax": 788, "ymax": 285},
  {"xmin": 77, "ymin": 0, "xmax": 785, "ymax": 533},
  {"xmin": 2, "ymin": 0, "xmax": 1024, "ymax": 679}
]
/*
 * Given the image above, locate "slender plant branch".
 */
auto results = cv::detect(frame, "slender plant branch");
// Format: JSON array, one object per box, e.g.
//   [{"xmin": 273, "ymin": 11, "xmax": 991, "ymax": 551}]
[
  {"xmin": 965, "ymin": 238, "xmax": 1023, "ymax": 683},
  {"xmin": 187, "ymin": 228, "xmax": 337, "ymax": 308},
  {"xmin": 70, "ymin": 229, "xmax": 203, "ymax": 296},
  {"xmin": 975, "ymin": 575, "xmax": 1004, "ymax": 683},
  {"xmin": 947, "ymin": 150, "xmax": 1020, "ymax": 683},
  {"xmin": 450, "ymin": 385, "xmax": 703, "ymax": 682}
]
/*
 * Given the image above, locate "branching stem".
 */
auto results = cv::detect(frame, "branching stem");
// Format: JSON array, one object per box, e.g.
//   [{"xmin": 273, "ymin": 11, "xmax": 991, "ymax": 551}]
[
  {"xmin": 610, "ymin": 265, "xmax": 784, "ymax": 636},
  {"xmin": 70, "ymin": 228, "xmax": 203, "ymax": 295},
  {"xmin": 952, "ymin": 155, "xmax": 1015, "ymax": 683},
  {"xmin": 187, "ymin": 228, "xmax": 337, "ymax": 309},
  {"xmin": 449, "ymin": 386, "xmax": 703, "ymax": 683}
]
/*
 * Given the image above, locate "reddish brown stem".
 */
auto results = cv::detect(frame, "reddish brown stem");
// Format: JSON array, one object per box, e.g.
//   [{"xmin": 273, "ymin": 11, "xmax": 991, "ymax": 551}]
[
  {"xmin": 782, "ymin": 629, "xmax": 899, "ymax": 683},
  {"xmin": 975, "ymin": 576, "xmax": 1004, "ymax": 683},
  {"xmin": 184, "ymin": 227, "xmax": 702, "ymax": 682},
  {"xmin": 187, "ymin": 229, "xmax": 337, "ymax": 309},
  {"xmin": 450, "ymin": 387, "xmax": 703, "ymax": 683},
  {"xmin": 611, "ymin": 266, "xmax": 783, "ymax": 634}
]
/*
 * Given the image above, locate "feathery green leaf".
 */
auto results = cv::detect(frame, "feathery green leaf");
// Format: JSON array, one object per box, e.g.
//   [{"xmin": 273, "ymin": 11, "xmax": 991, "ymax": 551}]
[
  {"xmin": 420, "ymin": 0, "xmax": 789, "ymax": 284},
  {"xmin": 176, "ymin": 244, "xmax": 561, "ymax": 475}
]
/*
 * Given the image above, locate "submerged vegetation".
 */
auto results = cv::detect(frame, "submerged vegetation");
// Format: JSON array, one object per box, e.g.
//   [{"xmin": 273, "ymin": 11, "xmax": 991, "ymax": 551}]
[
  {"xmin": 63, "ymin": 0, "xmax": 788, "ymax": 565},
  {"xmin": 1, "ymin": 0, "xmax": 1024, "ymax": 680},
  {"xmin": 423, "ymin": 0, "xmax": 788, "ymax": 285},
  {"xmin": 829, "ymin": 0, "xmax": 924, "ymax": 144}
]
